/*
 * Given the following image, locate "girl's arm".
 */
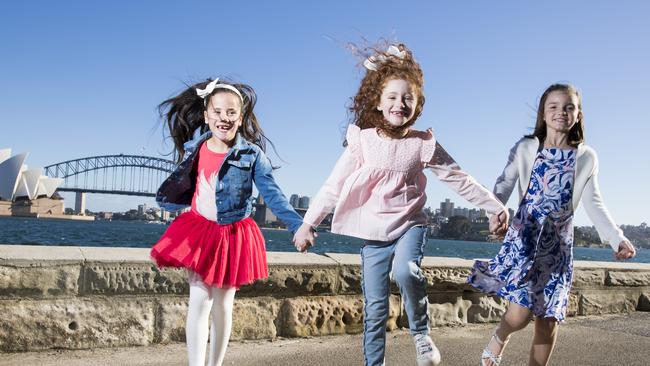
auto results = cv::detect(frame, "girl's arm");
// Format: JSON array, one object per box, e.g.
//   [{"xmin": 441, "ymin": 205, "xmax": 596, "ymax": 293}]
[
  {"xmin": 252, "ymin": 150, "xmax": 303, "ymax": 233},
  {"xmin": 427, "ymin": 141, "xmax": 506, "ymax": 217},
  {"xmin": 492, "ymin": 140, "xmax": 522, "ymax": 205},
  {"xmin": 302, "ymin": 147, "xmax": 359, "ymax": 228},
  {"xmin": 580, "ymin": 155, "xmax": 628, "ymax": 252}
]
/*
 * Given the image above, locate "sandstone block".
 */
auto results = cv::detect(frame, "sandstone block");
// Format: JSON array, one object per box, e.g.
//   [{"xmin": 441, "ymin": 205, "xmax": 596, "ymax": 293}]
[
  {"xmin": 0, "ymin": 298, "xmax": 155, "ymax": 352},
  {"xmin": 605, "ymin": 271, "xmax": 650, "ymax": 287},
  {"xmin": 637, "ymin": 293, "xmax": 650, "ymax": 311},
  {"xmin": 566, "ymin": 293, "xmax": 580, "ymax": 317},
  {"xmin": 82, "ymin": 263, "xmax": 187, "ymax": 295},
  {"xmin": 231, "ymin": 298, "xmax": 281, "ymax": 340},
  {"xmin": 572, "ymin": 269, "xmax": 606, "ymax": 288},
  {"xmin": 337, "ymin": 266, "xmax": 362, "ymax": 294},
  {"xmin": 0, "ymin": 264, "xmax": 80, "ymax": 298},
  {"xmin": 279, "ymin": 295, "xmax": 398, "ymax": 337},
  {"xmin": 422, "ymin": 267, "xmax": 473, "ymax": 291},
  {"xmin": 239, "ymin": 266, "xmax": 339, "ymax": 297},
  {"xmin": 465, "ymin": 293, "xmax": 508, "ymax": 323},
  {"xmin": 579, "ymin": 291, "xmax": 639, "ymax": 315},
  {"xmin": 155, "ymin": 297, "xmax": 188, "ymax": 343},
  {"xmin": 427, "ymin": 296, "xmax": 472, "ymax": 327}
]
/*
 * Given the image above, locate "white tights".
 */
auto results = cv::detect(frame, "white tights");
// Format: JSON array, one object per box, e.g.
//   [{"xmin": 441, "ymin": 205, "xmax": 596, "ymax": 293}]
[{"xmin": 186, "ymin": 271, "xmax": 236, "ymax": 366}]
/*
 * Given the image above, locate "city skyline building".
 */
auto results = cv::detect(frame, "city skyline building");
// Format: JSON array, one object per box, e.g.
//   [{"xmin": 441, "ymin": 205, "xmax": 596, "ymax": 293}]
[
  {"xmin": 289, "ymin": 194, "xmax": 299, "ymax": 208},
  {"xmin": 440, "ymin": 198, "xmax": 454, "ymax": 218},
  {"xmin": 290, "ymin": 194, "xmax": 311, "ymax": 209},
  {"xmin": 298, "ymin": 196, "xmax": 310, "ymax": 209}
]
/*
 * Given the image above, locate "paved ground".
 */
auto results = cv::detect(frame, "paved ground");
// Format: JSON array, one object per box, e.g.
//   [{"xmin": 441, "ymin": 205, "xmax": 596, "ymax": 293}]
[{"xmin": 2, "ymin": 312, "xmax": 649, "ymax": 366}]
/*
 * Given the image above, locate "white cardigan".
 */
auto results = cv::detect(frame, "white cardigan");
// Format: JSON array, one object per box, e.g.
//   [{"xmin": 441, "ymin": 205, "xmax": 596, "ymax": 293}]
[{"xmin": 493, "ymin": 137, "xmax": 627, "ymax": 251}]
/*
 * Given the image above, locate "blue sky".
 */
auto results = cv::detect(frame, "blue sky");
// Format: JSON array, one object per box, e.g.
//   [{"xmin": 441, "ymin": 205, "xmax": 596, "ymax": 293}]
[{"xmin": 1, "ymin": 1, "xmax": 648, "ymax": 226}]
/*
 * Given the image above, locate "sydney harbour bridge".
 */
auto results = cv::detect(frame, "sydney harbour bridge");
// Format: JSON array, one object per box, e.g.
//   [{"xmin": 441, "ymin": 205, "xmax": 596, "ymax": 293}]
[{"xmin": 44, "ymin": 154, "xmax": 176, "ymax": 213}]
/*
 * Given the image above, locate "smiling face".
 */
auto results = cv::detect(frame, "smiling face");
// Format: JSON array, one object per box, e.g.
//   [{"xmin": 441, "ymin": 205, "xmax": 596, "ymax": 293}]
[
  {"xmin": 543, "ymin": 90, "xmax": 581, "ymax": 135},
  {"xmin": 376, "ymin": 78, "xmax": 418, "ymax": 127},
  {"xmin": 203, "ymin": 91, "xmax": 243, "ymax": 145}
]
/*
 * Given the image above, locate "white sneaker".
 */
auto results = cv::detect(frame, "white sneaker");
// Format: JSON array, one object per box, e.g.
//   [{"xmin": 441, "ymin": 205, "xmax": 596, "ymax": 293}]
[{"xmin": 414, "ymin": 334, "xmax": 441, "ymax": 366}]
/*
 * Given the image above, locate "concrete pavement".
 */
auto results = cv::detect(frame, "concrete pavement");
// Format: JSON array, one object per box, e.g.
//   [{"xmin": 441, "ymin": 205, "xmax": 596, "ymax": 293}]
[{"xmin": 2, "ymin": 312, "xmax": 649, "ymax": 366}]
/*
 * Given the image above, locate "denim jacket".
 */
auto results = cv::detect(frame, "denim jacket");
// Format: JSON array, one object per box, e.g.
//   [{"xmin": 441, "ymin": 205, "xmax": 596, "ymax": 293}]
[{"xmin": 156, "ymin": 131, "xmax": 303, "ymax": 233}]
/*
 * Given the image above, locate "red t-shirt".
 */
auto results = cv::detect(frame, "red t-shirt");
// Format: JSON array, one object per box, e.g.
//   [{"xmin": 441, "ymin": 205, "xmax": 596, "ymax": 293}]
[{"xmin": 191, "ymin": 142, "xmax": 227, "ymax": 221}]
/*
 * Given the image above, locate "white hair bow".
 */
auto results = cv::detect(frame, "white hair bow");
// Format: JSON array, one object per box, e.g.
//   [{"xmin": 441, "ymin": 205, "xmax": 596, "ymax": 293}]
[
  {"xmin": 363, "ymin": 45, "xmax": 406, "ymax": 71},
  {"xmin": 196, "ymin": 78, "xmax": 244, "ymax": 102}
]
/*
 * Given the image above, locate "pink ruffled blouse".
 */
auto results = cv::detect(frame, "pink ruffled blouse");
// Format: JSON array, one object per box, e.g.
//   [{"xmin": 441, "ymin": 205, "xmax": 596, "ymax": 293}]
[{"xmin": 303, "ymin": 125, "xmax": 506, "ymax": 241}]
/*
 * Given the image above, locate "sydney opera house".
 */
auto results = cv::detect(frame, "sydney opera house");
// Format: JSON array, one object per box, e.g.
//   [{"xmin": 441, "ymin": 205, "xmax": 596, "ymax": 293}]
[{"xmin": 0, "ymin": 148, "xmax": 65, "ymax": 216}]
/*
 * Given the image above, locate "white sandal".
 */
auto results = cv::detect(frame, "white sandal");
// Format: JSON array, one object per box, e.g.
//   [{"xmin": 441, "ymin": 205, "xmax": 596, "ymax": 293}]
[{"xmin": 480, "ymin": 330, "xmax": 509, "ymax": 366}]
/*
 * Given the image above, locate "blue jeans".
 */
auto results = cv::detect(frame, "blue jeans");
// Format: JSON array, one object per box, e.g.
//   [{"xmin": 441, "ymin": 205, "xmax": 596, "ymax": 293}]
[{"xmin": 360, "ymin": 225, "xmax": 429, "ymax": 366}]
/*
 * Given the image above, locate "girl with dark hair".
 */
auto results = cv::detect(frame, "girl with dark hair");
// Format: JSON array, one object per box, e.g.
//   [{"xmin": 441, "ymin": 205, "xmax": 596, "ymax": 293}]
[
  {"xmin": 468, "ymin": 83, "xmax": 636, "ymax": 366},
  {"xmin": 293, "ymin": 43, "xmax": 509, "ymax": 366},
  {"xmin": 151, "ymin": 78, "xmax": 313, "ymax": 366}
]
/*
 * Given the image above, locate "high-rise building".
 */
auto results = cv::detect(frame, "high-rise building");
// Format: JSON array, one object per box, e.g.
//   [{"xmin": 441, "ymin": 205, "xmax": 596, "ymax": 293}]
[
  {"xmin": 453, "ymin": 207, "xmax": 470, "ymax": 218},
  {"xmin": 289, "ymin": 194, "xmax": 299, "ymax": 208},
  {"xmin": 440, "ymin": 198, "xmax": 454, "ymax": 218},
  {"xmin": 298, "ymin": 196, "xmax": 310, "ymax": 209}
]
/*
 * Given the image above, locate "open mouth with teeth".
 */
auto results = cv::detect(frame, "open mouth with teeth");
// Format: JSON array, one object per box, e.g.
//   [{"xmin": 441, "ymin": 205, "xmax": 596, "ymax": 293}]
[
  {"xmin": 390, "ymin": 108, "xmax": 412, "ymax": 119},
  {"xmin": 214, "ymin": 122, "xmax": 235, "ymax": 132}
]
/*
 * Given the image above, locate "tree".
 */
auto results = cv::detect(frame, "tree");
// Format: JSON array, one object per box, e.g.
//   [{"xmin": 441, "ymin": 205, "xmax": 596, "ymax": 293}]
[{"xmin": 440, "ymin": 215, "xmax": 471, "ymax": 239}]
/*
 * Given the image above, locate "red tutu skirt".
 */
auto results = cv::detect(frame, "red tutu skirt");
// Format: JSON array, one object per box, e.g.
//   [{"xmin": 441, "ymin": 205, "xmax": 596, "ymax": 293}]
[{"xmin": 150, "ymin": 210, "xmax": 267, "ymax": 288}]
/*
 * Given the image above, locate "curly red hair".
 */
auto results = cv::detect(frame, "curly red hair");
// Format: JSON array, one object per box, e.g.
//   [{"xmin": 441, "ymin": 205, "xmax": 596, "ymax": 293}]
[{"xmin": 348, "ymin": 43, "xmax": 425, "ymax": 139}]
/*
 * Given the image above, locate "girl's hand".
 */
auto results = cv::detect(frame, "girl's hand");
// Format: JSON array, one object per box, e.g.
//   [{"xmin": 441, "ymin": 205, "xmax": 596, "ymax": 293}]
[
  {"xmin": 615, "ymin": 240, "xmax": 636, "ymax": 260},
  {"xmin": 489, "ymin": 210, "xmax": 509, "ymax": 236},
  {"xmin": 293, "ymin": 223, "xmax": 317, "ymax": 253}
]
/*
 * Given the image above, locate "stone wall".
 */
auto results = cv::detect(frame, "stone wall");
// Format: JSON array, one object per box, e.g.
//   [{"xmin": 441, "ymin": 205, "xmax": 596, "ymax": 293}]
[
  {"xmin": 0, "ymin": 201, "xmax": 11, "ymax": 216},
  {"xmin": 1, "ymin": 244, "xmax": 649, "ymax": 352},
  {"xmin": 10, "ymin": 197, "xmax": 65, "ymax": 216}
]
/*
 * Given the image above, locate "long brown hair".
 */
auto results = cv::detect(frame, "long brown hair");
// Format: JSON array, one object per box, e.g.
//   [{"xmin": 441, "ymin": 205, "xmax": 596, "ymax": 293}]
[
  {"xmin": 348, "ymin": 43, "xmax": 425, "ymax": 141},
  {"xmin": 526, "ymin": 83, "xmax": 585, "ymax": 147},
  {"xmin": 159, "ymin": 79, "xmax": 270, "ymax": 163}
]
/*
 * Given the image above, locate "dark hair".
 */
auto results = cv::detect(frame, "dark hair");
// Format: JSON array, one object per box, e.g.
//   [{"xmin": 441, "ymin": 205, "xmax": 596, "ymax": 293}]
[
  {"xmin": 348, "ymin": 43, "xmax": 425, "ymax": 141},
  {"xmin": 526, "ymin": 83, "xmax": 585, "ymax": 147},
  {"xmin": 159, "ymin": 79, "xmax": 270, "ymax": 163}
]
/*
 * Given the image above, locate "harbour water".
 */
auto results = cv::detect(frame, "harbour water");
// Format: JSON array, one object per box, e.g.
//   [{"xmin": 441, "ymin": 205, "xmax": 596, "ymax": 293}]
[{"xmin": 0, "ymin": 216, "xmax": 647, "ymax": 263}]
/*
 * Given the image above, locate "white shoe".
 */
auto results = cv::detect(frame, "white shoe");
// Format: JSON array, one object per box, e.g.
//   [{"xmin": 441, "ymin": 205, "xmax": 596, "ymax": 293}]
[
  {"xmin": 414, "ymin": 334, "xmax": 441, "ymax": 366},
  {"xmin": 480, "ymin": 330, "xmax": 509, "ymax": 366}
]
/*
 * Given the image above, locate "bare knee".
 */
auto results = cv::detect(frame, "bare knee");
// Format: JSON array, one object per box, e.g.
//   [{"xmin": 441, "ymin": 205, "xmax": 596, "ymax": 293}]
[
  {"xmin": 534, "ymin": 318, "xmax": 559, "ymax": 341},
  {"xmin": 503, "ymin": 304, "xmax": 533, "ymax": 332}
]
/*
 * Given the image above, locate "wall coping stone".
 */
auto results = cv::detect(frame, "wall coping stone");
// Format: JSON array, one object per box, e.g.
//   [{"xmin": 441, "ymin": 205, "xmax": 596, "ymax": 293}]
[
  {"xmin": 573, "ymin": 260, "xmax": 650, "ymax": 270},
  {"xmin": 80, "ymin": 247, "xmax": 152, "ymax": 263},
  {"xmin": 2, "ymin": 244, "xmax": 650, "ymax": 271},
  {"xmin": 266, "ymin": 252, "xmax": 338, "ymax": 266},
  {"xmin": 324, "ymin": 253, "xmax": 360, "ymax": 265},
  {"xmin": 0, "ymin": 245, "xmax": 84, "ymax": 265}
]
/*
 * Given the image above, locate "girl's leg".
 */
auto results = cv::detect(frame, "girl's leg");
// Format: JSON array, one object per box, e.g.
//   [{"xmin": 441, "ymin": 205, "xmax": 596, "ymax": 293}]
[
  {"xmin": 361, "ymin": 241, "xmax": 394, "ymax": 366},
  {"xmin": 207, "ymin": 286, "xmax": 237, "ymax": 366},
  {"xmin": 483, "ymin": 302, "xmax": 532, "ymax": 366},
  {"xmin": 528, "ymin": 317, "xmax": 559, "ymax": 366},
  {"xmin": 392, "ymin": 226, "xmax": 429, "ymax": 334},
  {"xmin": 186, "ymin": 271, "xmax": 214, "ymax": 366},
  {"xmin": 392, "ymin": 226, "xmax": 440, "ymax": 365}
]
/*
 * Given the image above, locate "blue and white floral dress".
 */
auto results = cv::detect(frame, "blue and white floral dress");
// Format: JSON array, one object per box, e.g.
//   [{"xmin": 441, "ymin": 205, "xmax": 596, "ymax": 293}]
[{"xmin": 468, "ymin": 147, "xmax": 576, "ymax": 321}]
